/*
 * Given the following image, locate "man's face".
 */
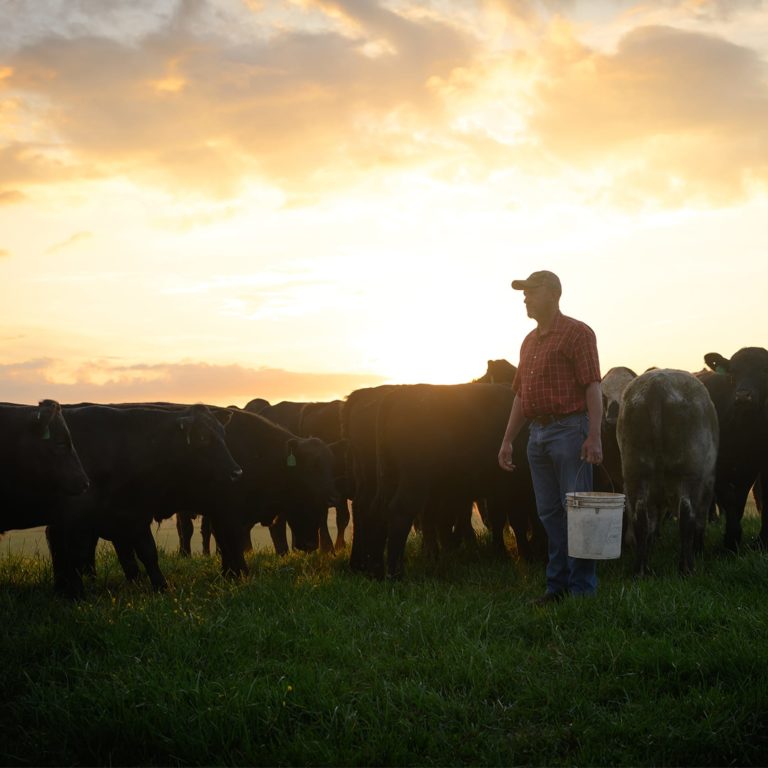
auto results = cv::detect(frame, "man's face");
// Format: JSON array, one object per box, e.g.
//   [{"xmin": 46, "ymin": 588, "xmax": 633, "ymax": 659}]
[{"xmin": 523, "ymin": 284, "xmax": 557, "ymax": 319}]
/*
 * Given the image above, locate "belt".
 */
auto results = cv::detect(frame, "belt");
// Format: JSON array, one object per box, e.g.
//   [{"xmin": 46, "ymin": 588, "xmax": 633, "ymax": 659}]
[{"xmin": 531, "ymin": 412, "xmax": 581, "ymax": 426}]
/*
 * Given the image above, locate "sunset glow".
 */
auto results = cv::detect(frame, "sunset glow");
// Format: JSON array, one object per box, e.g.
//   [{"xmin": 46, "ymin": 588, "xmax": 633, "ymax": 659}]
[{"xmin": 2, "ymin": 0, "xmax": 767, "ymax": 406}]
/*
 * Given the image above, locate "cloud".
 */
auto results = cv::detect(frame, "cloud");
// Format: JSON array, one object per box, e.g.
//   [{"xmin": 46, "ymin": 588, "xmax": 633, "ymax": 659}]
[
  {"xmin": 45, "ymin": 231, "xmax": 93, "ymax": 254},
  {"xmin": 1, "ymin": 0, "xmax": 478, "ymax": 198},
  {"xmin": 0, "ymin": 357, "xmax": 387, "ymax": 406},
  {"xmin": 0, "ymin": 189, "xmax": 25, "ymax": 204},
  {"xmin": 524, "ymin": 23, "xmax": 768, "ymax": 204},
  {"xmin": 2, "ymin": 2, "xmax": 768, "ymax": 207}
]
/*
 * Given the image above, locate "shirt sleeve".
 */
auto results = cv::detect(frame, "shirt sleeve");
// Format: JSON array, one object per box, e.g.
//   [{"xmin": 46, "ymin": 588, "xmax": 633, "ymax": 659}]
[{"xmin": 572, "ymin": 324, "xmax": 601, "ymax": 387}]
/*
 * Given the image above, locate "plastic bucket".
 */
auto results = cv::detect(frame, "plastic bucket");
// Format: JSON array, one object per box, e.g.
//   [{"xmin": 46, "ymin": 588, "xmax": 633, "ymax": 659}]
[{"xmin": 566, "ymin": 491, "xmax": 625, "ymax": 559}]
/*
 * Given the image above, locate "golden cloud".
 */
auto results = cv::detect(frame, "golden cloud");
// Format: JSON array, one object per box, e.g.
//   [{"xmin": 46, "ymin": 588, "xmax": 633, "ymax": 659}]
[
  {"xmin": 2, "ymin": 3, "xmax": 767, "ymax": 207},
  {"xmin": 0, "ymin": 357, "xmax": 388, "ymax": 407},
  {"xmin": 525, "ymin": 23, "xmax": 768, "ymax": 203}
]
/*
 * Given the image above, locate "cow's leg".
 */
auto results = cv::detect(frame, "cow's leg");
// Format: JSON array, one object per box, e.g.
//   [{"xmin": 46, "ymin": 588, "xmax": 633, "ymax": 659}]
[
  {"xmin": 200, "ymin": 514, "xmax": 214, "ymax": 556},
  {"xmin": 176, "ymin": 512, "xmax": 193, "ymax": 557},
  {"xmin": 678, "ymin": 496, "xmax": 695, "ymax": 575},
  {"xmin": 721, "ymin": 481, "xmax": 752, "ymax": 552},
  {"xmin": 112, "ymin": 538, "xmax": 141, "ymax": 583},
  {"xmin": 269, "ymin": 515, "xmax": 290, "ymax": 556},
  {"xmin": 755, "ymin": 474, "xmax": 768, "ymax": 548},
  {"xmin": 632, "ymin": 491, "xmax": 650, "ymax": 577},
  {"xmin": 386, "ymin": 482, "xmax": 424, "ymax": 580},
  {"xmin": 72, "ymin": 530, "xmax": 98, "ymax": 578},
  {"xmin": 451, "ymin": 499, "xmax": 477, "ymax": 549},
  {"xmin": 350, "ymin": 486, "xmax": 386, "ymax": 579},
  {"xmin": 45, "ymin": 524, "xmax": 85, "ymax": 600},
  {"xmin": 481, "ymin": 494, "xmax": 509, "ymax": 558},
  {"xmin": 132, "ymin": 527, "xmax": 168, "ymax": 592},
  {"xmin": 419, "ymin": 503, "xmax": 440, "ymax": 561},
  {"xmin": 334, "ymin": 499, "xmax": 351, "ymax": 550},
  {"xmin": 209, "ymin": 514, "xmax": 248, "ymax": 578},
  {"xmin": 319, "ymin": 510, "xmax": 334, "ymax": 554},
  {"xmin": 239, "ymin": 521, "xmax": 252, "ymax": 554}
]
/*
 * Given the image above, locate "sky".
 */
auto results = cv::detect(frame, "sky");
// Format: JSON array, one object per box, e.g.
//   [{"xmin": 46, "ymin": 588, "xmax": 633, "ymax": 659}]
[{"xmin": 1, "ymin": 0, "xmax": 767, "ymax": 407}]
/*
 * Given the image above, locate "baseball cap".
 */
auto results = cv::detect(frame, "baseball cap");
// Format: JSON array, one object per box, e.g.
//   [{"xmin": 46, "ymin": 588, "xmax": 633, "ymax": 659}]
[{"xmin": 511, "ymin": 270, "xmax": 562, "ymax": 296}]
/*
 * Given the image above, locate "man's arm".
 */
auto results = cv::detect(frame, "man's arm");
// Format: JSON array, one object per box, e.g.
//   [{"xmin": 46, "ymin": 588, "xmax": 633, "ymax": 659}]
[
  {"xmin": 581, "ymin": 380, "xmax": 603, "ymax": 464},
  {"xmin": 498, "ymin": 394, "xmax": 527, "ymax": 471}
]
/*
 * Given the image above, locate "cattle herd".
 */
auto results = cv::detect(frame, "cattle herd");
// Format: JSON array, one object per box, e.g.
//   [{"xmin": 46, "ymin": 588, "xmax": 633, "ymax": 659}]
[{"xmin": 1, "ymin": 347, "xmax": 766, "ymax": 598}]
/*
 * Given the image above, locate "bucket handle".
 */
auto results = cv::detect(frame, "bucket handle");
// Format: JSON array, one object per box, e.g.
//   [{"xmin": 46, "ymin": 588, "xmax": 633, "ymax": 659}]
[{"xmin": 573, "ymin": 461, "xmax": 617, "ymax": 494}]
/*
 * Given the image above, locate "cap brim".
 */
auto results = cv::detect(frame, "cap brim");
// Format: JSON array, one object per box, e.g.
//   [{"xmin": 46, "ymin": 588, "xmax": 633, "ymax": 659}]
[{"xmin": 511, "ymin": 279, "xmax": 529, "ymax": 290}]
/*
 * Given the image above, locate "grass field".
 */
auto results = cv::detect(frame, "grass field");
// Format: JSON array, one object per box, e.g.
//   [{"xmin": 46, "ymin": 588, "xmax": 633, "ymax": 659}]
[{"xmin": 1, "ymin": 504, "xmax": 767, "ymax": 767}]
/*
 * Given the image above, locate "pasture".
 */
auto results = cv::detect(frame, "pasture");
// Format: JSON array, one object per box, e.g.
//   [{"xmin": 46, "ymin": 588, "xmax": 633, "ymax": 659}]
[{"xmin": 2, "ymin": 507, "xmax": 768, "ymax": 767}]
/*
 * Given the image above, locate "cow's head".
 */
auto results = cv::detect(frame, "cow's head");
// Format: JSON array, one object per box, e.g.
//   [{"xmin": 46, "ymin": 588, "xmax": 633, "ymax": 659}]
[
  {"xmin": 601, "ymin": 367, "xmax": 637, "ymax": 425},
  {"xmin": 176, "ymin": 405, "xmax": 242, "ymax": 481},
  {"xmin": 705, "ymin": 347, "xmax": 768, "ymax": 412},
  {"xmin": 281, "ymin": 436, "xmax": 336, "ymax": 552},
  {"xmin": 474, "ymin": 359, "xmax": 518, "ymax": 385},
  {"xmin": 25, "ymin": 400, "xmax": 90, "ymax": 495}
]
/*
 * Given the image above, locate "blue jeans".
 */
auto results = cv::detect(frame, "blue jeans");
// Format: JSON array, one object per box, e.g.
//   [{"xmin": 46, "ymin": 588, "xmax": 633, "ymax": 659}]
[{"xmin": 527, "ymin": 412, "xmax": 597, "ymax": 596}]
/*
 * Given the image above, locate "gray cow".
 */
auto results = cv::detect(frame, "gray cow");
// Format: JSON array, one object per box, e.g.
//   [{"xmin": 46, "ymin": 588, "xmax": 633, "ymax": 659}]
[{"xmin": 617, "ymin": 369, "xmax": 718, "ymax": 576}]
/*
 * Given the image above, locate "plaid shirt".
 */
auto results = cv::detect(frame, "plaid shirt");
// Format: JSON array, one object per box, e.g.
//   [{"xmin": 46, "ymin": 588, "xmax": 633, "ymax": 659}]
[{"xmin": 512, "ymin": 311, "xmax": 601, "ymax": 419}]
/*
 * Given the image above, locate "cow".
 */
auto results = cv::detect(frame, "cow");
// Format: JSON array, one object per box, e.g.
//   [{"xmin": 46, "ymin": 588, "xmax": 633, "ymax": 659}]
[
  {"xmin": 342, "ymin": 384, "xmax": 399, "ymax": 577},
  {"xmin": 243, "ymin": 398, "xmax": 270, "ymax": 415},
  {"xmin": 297, "ymin": 400, "xmax": 350, "ymax": 550},
  {"xmin": 597, "ymin": 366, "xmax": 638, "ymax": 495},
  {"xmin": 214, "ymin": 407, "xmax": 337, "ymax": 562},
  {"xmin": 617, "ymin": 369, "xmax": 719, "ymax": 575},
  {"xmin": 473, "ymin": 359, "xmax": 518, "ymax": 385},
  {"xmin": 253, "ymin": 400, "xmax": 303, "ymax": 434},
  {"xmin": 367, "ymin": 382, "xmax": 544, "ymax": 580},
  {"xmin": 74, "ymin": 404, "xmax": 337, "ymax": 586},
  {"xmin": 697, "ymin": 347, "xmax": 768, "ymax": 552},
  {"xmin": 45, "ymin": 403, "xmax": 242, "ymax": 598},
  {"xmin": 0, "ymin": 400, "xmax": 89, "ymax": 534},
  {"xmin": 250, "ymin": 399, "xmax": 348, "ymax": 554}
]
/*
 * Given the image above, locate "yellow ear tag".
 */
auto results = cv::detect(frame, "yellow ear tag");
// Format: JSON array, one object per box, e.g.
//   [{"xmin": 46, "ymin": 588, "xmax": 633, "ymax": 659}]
[{"xmin": 286, "ymin": 452, "xmax": 297, "ymax": 467}]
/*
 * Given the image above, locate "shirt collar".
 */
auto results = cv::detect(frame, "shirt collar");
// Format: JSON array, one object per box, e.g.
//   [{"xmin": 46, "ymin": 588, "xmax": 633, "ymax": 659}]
[{"xmin": 536, "ymin": 310, "xmax": 564, "ymax": 339}]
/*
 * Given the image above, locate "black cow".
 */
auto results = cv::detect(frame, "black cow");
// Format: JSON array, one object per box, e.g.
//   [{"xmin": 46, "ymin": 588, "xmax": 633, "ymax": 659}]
[
  {"xmin": 473, "ymin": 359, "xmax": 518, "ymax": 385},
  {"xmin": 248, "ymin": 399, "xmax": 347, "ymax": 554},
  {"xmin": 243, "ymin": 398, "xmax": 270, "ymax": 415},
  {"xmin": 617, "ymin": 369, "xmax": 719, "ymax": 575},
  {"xmin": 698, "ymin": 347, "xmax": 768, "ymax": 551},
  {"xmin": 342, "ymin": 384, "xmax": 399, "ymax": 576},
  {"xmin": 45, "ymin": 403, "xmax": 242, "ymax": 598},
  {"xmin": 0, "ymin": 400, "xmax": 89, "ymax": 533},
  {"xmin": 298, "ymin": 400, "xmax": 350, "ymax": 550},
  {"xmin": 364, "ymin": 382, "xmax": 544, "ymax": 580},
  {"xmin": 176, "ymin": 407, "xmax": 337, "ymax": 565},
  {"xmin": 254, "ymin": 400, "xmax": 304, "ymax": 434}
]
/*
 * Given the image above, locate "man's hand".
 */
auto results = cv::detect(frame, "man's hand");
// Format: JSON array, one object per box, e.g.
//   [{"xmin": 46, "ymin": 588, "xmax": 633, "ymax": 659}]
[
  {"xmin": 580, "ymin": 433, "xmax": 603, "ymax": 465},
  {"xmin": 498, "ymin": 441, "xmax": 516, "ymax": 472}
]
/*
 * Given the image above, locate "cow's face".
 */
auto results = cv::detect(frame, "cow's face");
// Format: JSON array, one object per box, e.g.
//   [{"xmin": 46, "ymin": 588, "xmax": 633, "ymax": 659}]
[
  {"xmin": 601, "ymin": 367, "xmax": 637, "ymax": 426},
  {"xmin": 177, "ymin": 405, "xmax": 242, "ymax": 481},
  {"xmin": 23, "ymin": 400, "xmax": 90, "ymax": 495},
  {"xmin": 282, "ymin": 437, "xmax": 337, "ymax": 552},
  {"xmin": 705, "ymin": 347, "xmax": 768, "ymax": 413}
]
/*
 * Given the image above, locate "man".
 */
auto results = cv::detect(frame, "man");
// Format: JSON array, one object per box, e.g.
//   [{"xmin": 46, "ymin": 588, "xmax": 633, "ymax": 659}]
[{"xmin": 498, "ymin": 270, "xmax": 603, "ymax": 604}]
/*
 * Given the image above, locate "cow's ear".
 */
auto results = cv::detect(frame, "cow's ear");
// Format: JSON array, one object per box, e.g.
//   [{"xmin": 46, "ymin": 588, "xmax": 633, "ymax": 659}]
[
  {"xmin": 704, "ymin": 353, "xmax": 730, "ymax": 374},
  {"xmin": 214, "ymin": 409, "xmax": 233, "ymax": 427},
  {"xmin": 33, "ymin": 399, "xmax": 59, "ymax": 439}
]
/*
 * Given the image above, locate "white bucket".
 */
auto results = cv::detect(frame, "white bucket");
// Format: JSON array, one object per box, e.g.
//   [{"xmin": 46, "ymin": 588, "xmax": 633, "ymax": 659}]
[{"xmin": 566, "ymin": 491, "xmax": 625, "ymax": 560}]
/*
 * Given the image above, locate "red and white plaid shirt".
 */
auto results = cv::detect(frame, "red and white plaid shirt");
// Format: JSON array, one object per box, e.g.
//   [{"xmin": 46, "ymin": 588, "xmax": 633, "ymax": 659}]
[{"xmin": 512, "ymin": 311, "xmax": 601, "ymax": 419}]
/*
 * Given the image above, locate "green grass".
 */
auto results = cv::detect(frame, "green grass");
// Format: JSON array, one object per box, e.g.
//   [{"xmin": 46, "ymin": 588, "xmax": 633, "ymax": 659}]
[{"xmin": 2, "ymin": 509, "xmax": 768, "ymax": 766}]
